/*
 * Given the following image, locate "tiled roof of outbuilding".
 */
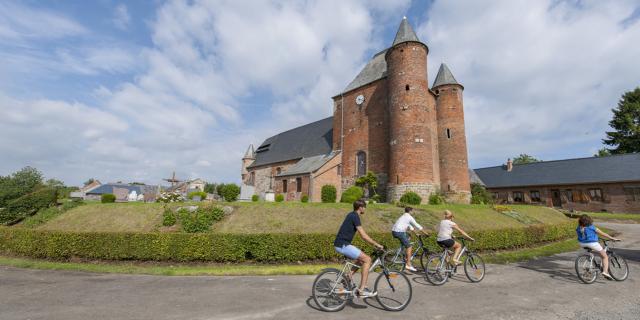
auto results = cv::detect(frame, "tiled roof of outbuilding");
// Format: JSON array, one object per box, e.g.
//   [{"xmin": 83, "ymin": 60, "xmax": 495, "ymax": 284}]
[
  {"xmin": 276, "ymin": 152, "xmax": 339, "ymax": 177},
  {"xmin": 86, "ymin": 184, "xmax": 142, "ymax": 195},
  {"xmin": 473, "ymin": 153, "xmax": 640, "ymax": 188},
  {"xmin": 247, "ymin": 117, "xmax": 334, "ymax": 169}
]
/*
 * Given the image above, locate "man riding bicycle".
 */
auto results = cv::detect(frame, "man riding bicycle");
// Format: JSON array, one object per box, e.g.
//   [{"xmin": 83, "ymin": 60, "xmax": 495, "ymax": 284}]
[
  {"xmin": 391, "ymin": 206, "xmax": 428, "ymax": 272},
  {"xmin": 437, "ymin": 210, "xmax": 474, "ymax": 265},
  {"xmin": 334, "ymin": 199, "xmax": 384, "ymax": 298}
]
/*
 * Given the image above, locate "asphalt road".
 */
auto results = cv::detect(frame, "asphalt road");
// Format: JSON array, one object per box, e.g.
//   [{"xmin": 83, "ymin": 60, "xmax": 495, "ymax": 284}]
[{"xmin": 1, "ymin": 222, "xmax": 639, "ymax": 320}]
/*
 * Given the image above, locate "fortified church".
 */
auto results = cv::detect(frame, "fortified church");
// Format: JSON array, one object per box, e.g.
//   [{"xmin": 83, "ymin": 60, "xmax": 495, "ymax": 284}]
[{"xmin": 241, "ymin": 18, "xmax": 471, "ymax": 203}]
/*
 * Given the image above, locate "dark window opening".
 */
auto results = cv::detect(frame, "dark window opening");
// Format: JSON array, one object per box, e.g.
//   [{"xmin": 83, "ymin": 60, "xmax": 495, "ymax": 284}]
[
  {"xmin": 624, "ymin": 187, "xmax": 640, "ymax": 202},
  {"xmin": 396, "ymin": 175, "xmax": 399, "ymax": 184},
  {"xmin": 282, "ymin": 180, "xmax": 288, "ymax": 193},
  {"xmin": 530, "ymin": 191, "xmax": 541, "ymax": 202},
  {"xmin": 564, "ymin": 189, "xmax": 573, "ymax": 202},
  {"xmin": 513, "ymin": 191, "xmax": 524, "ymax": 203},
  {"xmin": 447, "ymin": 184, "xmax": 451, "ymax": 191},
  {"xmin": 446, "ymin": 128, "xmax": 451, "ymax": 139},
  {"xmin": 405, "ymin": 85, "xmax": 410, "ymax": 91},
  {"xmin": 296, "ymin": 177, "xmax": 302, "ymax": 193},
  {"xmin": 250, "ymin": 172, "xmax": 255, "ymax": 186},
  {"xmin": 589, "ymin": 188, "xmax": 603, "ymax": 201},
  {"xmin": 356, "ymin": 151, "xmax": 367, "ymax": 177},
  {"xmin": 435, "ymin": 89, "xmax": 439, "ymax": 95}
]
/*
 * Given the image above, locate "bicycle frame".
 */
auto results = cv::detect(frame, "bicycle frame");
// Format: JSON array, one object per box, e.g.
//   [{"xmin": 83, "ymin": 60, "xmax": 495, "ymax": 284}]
[
  {"xmin": 389, "ymin": 235, "xmax": 427, "ymax": 264},
  {"xmin": 329, "ymin": 250, "xmax": 389, "ymax": 296}
]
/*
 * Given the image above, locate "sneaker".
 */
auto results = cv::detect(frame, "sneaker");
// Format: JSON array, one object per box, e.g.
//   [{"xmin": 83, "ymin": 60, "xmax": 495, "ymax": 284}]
[
  {"xmin": 602, "ymin": 272, "xmax": 613, "ymax": 280},
  {"xmin": 356, "ymin": 288, "xmax": 377, "ymax": 298},
  {"xmin": 405, "ymin": 265, "xmax": 418, "ymax": 272},
  {"xmin": 452, "ymin": 259, "xmax": 462, "ymax": 266}
]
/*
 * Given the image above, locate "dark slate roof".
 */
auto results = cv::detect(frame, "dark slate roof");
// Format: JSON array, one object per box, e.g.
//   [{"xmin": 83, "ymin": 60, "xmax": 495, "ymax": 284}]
[
  {"xmin": 247, "ymin": 117, "xmax": 334, "ymax": 169},
  {"xmin": 473, "ymin": 153, "xmax": 640, "ymax": 188},
  {"xmin": 433, "ymin": 63, "xmax": 461, "ymax": 88},
  {"xmin": 341, "ymin": 49, "xmax": 388, "ymax": 94},
  {"xmin": 392, "ymin": 17, "xmax": 421, "ymax": 46},
  {"xmin": 276, "ymin": 152, "xmax": 338, "ymax": 177},
  {"xmin": 86, "ymin": 184, "xmax": 142, "ymax": 195},
  {"xmin": 469, "ymin": 168, "xmax": 485, "ymax": 186}
]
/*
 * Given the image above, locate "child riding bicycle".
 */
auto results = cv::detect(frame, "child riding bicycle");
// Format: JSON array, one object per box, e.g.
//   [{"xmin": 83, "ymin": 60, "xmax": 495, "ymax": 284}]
[
  {"xmin": 391, "ymin": 206, "xmax": 428, "ymax": 272},
  {"xmin": 576, "ymin": 214, "xmax": 620, "ymax": 280}
]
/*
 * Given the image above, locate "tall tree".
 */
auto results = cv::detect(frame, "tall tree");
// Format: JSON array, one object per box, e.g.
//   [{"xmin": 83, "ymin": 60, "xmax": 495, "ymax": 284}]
[
  {"xmin": 603, "ymin": 87, "xmax": 640, "ymax": 154},
  {"xmin": 512, "ymin": 154, "xmax": 541, "ymax": 164},
  {"xmin": 594, "ymin": 148, "xmax": 611, "ymax": 157}
]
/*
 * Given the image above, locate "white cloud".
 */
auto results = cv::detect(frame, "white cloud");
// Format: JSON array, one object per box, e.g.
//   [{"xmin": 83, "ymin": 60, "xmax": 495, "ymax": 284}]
[
  {"xmin": 113, "ymin": 4, "xmax": 131, "ymax": 30},
  {"xmin": 417, "ymin": 0, "xmax": 640, "ymax": 166},
  {"xmin": 0, "ymin": 2, "xmax": 87, "ymax": 41}
]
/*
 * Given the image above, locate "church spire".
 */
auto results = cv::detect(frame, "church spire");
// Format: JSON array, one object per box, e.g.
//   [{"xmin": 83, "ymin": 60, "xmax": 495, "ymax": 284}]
[
  {"xmin": 432, "ymin": 63, "xmax": 461, "ymax": 88},
  {"xmin": 243, "ymin": 144, "xmax": 255, "ymax": 159},
  {"xmin": 392, "ymin": 16, "xmax": 420, "ymax": 46}
]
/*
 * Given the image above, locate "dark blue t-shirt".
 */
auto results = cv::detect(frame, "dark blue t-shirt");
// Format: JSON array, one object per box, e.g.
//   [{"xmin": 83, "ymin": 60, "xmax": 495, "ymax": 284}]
[{"xmin": 334, "ymin": 211, "xmax": 361, "ymax": 247}]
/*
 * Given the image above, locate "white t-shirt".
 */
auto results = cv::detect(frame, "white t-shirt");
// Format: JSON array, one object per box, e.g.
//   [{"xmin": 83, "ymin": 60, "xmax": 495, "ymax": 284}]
[
  {"xmin": 437, "ymin": 219, "xmax": 457, "ymax": 241},
  {"xmin": 392, "ymin": 213, "xmax": 423, "ymax": 233}
]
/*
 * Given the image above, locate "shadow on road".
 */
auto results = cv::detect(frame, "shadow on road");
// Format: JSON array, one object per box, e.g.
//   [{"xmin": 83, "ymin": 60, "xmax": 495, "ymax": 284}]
[
  {"xmin": 516, "ymin": 255, "xmax": 581, "ymax": 284},
  {"xmin": 613, "ymin": 248, "xmax": 640, "ymax": 263},
  {"xmin": 305, "ymin": 296, "xmax": 368, "ymax": 312}
]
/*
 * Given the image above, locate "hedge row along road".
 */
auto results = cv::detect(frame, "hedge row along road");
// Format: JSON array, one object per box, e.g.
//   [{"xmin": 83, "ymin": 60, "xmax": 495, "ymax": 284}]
[
  {"xmin": 0, "ymin": 222, "xmax": 575, "ymax": 262},
  {"xmin": 0, "ymin": 222, "xmax": 638, "ymax": 320}
]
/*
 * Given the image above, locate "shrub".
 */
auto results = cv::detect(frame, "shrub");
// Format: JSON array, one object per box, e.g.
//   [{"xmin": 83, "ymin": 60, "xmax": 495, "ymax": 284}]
[
  {"xmin": 340, "ymin": 186, "xmax": 363, "ymax": 203},
  {"xmin": 101, "ymin": 194, "xmax": 116, "ymax": 203},
  {"xmin": 178, "ymin": 205, "xmax": 224, "ymax": 233},
  {"xmin": 0, "ymin": 166, "xmax": 44, "ymax": 207},
  {"xmin": 0, "ymin": 187, "xmax": 58, "ymax": 225},
  {"xmin": 471, "ymin": 183, "xmax": 494, "ymax": 205},
  {"xmin": 251, "ymin": 194, "xmax": 259, "ymax": 202},
  {"xmin": 275, "ymin": 194, "xmax": 284, "ymax": 202},
  {"xmin": 301, "ymin": 195, "xmax": 309, "ymax": 203},
  {"xmin": 187, "ymin": 191, "xmax": 207, "ymax": 201},
  {"xmin": 321, "ymin": 185, "xmax": 337, "ymax": 203},
  {"xmin": 156, "ymin": 192, "xmax": 184, "ymax": 203},
  {"xmin": 428, "ymin": 194, "xmax": 445, "ymax": 205},
  {"xmin": 400, "ymin": 191, "xmax": 422, "ymax": 205},
  {"xmin": 219, "ymin": 184, "xmax": 240, "ymax": 202},
  {"xmin": 162, "ymin": 209, "xmax": 177, "ymax": 227},
  {"xmin": 0, "ymin": 222, "xmax": 575, "ymax": 262}
]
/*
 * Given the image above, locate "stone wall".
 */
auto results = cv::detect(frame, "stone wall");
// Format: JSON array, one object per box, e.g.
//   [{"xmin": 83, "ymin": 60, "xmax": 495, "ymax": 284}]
[
  {"xmin": 387, "ymin": 183, "xmax": 437, "ymax": 203},
  {"xmin": 248, "ymin": 160, "xmax": 297, "ymax": 198}
]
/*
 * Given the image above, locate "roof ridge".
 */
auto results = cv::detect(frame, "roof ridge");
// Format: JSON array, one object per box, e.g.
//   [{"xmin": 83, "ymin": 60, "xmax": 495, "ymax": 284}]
[
  {"xmin": 259, "ymin": 117, "xmax": 332, "ymax": 145},
  {"xmin": 473, "ymin": 152, "xmax": 639, "ymax": 171}
]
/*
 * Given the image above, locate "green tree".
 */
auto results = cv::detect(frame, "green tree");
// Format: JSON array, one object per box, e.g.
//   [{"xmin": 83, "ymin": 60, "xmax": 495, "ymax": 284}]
[
  {"xmin": 204, "ymin": 183, "xmax": 217, "ymax": 194},
  {"xmin": 603, "ymin": 87, "xmax": 640, "ymax": 154},
  {"xmin": 355, "ymin": 171, "xmax": 378, "ymax": 199},
  {"xmin": 594, "ymin": 148, "xmax": 611, "ymax": 157},
  {"xmin": 0, "ymin": 167, "xmax": 44, "ymax": 207},
  {"xmin": 512, "ymin": 154, "xmax": 541, "ymax": 165},
  {"xmin": 45, "ymin": 179, "xmax": 65, "ymax": 188},
  {"xmin": 470, "ymin": 183, "xmax": 494, "ymax": 205}
]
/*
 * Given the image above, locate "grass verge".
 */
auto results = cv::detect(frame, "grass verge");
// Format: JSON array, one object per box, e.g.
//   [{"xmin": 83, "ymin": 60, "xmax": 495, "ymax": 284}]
[{"xmin": 0, "ymin": 238, "xmax": 580, "ymax": 276}]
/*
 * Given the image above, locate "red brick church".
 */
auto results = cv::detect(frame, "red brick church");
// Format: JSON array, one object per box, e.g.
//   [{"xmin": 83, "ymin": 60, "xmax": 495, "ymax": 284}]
[{"xmin": 241, "ymin": 18, "xmax": 471, "ymax": 203}]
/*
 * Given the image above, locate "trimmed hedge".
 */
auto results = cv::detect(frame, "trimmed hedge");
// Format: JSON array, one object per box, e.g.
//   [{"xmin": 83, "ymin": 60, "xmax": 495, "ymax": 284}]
[
  {"xmin": 321, "ymin": 185, "xmax": 337, "ymax": 203},
  {"xmin": 340, "ymin": 186, "xmax": 363, "ymax": 203},
  {"xmin": 101, "ymin": 194, "xmax": 116, "ymax": 203},
  {"xmin": 400, "ymin": 191, "xmax": 422, "ymax": 205},
  {"xmin": 0, "ymin": 222, "xmax": 575, "ymax": 263},
  {"xmin": 0, "ymin": 187, "xmax": 58, "ymax": 225}
]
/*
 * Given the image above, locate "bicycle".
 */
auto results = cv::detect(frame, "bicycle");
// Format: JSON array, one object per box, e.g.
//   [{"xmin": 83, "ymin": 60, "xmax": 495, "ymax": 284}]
[
  {"xmin": 424, "ymin": 238, "xmax": 485, "ymax": 285},
  {"xmin": 575, "ymin": 239, "xmax": 629, "ymax": 284},
  {"xmin": 384, "ymin": 234, "xmax": 431, "ymax": 272},
  {"xmin": 312, "ymin": 248, "xmax": 413, "ymax": 312}
]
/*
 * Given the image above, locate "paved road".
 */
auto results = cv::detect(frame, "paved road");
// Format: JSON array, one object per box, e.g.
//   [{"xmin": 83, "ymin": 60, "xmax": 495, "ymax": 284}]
[{"xmin": 1, "ymin": 222, "xmax": 639, "ymax": 320}]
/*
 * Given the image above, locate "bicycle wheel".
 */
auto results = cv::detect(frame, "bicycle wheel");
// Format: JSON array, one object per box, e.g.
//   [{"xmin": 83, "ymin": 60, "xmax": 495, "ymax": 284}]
[
  {"xmin": 312, "ymin": 268, "xmax": 349, "ymax": 312},
  {"xmin": 419, "ymin": 250, "xmax": 430, "ymax": 272},
  {"xmin": 575, "ymin": 254, "xmax": 597, "ymax": 284},
  {"xmin": 463, "ymin": 253, "xmax": 485, "ymax": 282},
  {"xmin": 609, "ymin": 253, "xmax": 629, "ymax": 281},
  {"xmin": 425, "ymin": 254, "xmax": 448, "ymax": 286},
  {"xmin": 383, "ymin": 249, "xmax": 405, "ymax": 272},
  {"xmin": 374, "ymin": 271, "xmax": 412, "ymax": 311}
]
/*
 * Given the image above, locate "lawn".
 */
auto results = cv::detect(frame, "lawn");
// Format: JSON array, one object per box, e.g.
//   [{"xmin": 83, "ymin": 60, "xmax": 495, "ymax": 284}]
[
  {"xmin": 575, "ymin": 211, "xmax": 640, "ymax": 222},
  {"xmin": 31, "ymin": 201, "xmax": 572, "ymax": 234}
]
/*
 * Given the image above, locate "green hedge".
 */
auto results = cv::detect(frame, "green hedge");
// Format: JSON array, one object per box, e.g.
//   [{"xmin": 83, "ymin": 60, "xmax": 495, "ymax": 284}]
[{"xmin": 0, "ymin": 222, "xmax": 575, "ymax": 263}]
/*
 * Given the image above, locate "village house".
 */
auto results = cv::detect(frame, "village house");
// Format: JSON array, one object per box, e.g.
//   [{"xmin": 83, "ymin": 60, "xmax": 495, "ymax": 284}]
[{"xmin": 474, "ymin": 153, "xmax": 640, "ymax": 214}]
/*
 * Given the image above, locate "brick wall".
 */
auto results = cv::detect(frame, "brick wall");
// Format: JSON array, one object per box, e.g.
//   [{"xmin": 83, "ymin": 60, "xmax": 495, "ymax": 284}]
[
  {"xmin": 311, "ymin": 153, "xmax": 343, "ymax": 202},
  {"xmin": 386, "ymin": 41, "xmax": 440, "ymax": 201},
  {"xmin": 488, "ymin": 182, "xmax": 640, "ymax": 213},
  {"xmin": 435, "ymin": 84, "xmax": 471, "ymax": 203}
]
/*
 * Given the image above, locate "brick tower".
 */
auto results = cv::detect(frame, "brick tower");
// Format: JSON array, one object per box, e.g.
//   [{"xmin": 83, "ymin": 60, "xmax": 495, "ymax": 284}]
[
  {"xmin": 433, "ymin": 64, "xmax": 471, "ymax": 203},
  {"xmin": 386, "ymin": 17, "xmax": 440, "ymax": 201}
]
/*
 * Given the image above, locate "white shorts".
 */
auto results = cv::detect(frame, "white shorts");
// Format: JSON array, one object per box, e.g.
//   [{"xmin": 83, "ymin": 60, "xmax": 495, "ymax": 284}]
[{"xmin": 580, "ymin": 242, "xmax": 603, "ymax": 252}]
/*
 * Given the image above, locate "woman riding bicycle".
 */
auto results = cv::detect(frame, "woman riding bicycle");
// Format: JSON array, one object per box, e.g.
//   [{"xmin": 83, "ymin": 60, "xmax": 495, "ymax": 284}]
[
  {"xmin": 577, "ymin": 214, "xmax": 620, "ymax": 280},
  {"xmin": 436, "ymin": 210, "xmax": 474, "ymax": 265}
]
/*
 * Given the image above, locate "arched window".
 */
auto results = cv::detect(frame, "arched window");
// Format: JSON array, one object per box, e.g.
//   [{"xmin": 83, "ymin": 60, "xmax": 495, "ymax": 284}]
[{"xmin": 356, "ymin": 151, "xmax": 367, "ymax": 177}]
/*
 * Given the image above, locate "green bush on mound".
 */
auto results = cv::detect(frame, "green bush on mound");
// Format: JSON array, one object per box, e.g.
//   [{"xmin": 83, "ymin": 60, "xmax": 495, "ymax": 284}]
[
  {"xmin": 428, "ymin": 194, "xmax": 445, "ymax": 205},
  {"xmin": 275, "ymin": 194, "xmax": 284, "ymax": 202},
  {"xmin": 301, "ymin": 195, "xmax": 309, "ymax": 203},
  {"xmin": 321, "ymin": 185, "xmax": 337, "ymax": 203},
  {"xmin": 101, "ymin": 194, "xmax": 116, "ymax": 203},
  {"xmin": 0, "ymin": 187, "xmax": 58, "ymax": 225},
  {"xmin": 187, "ymin": 191, "xmax": 207, "ymax": 201},
  {"xmin": 340, "ymin": 186, "xmax": 363, "ymax": 203},
  {"xmin": 251, "ymin": 195, "xmax": 259, "ymax": 202},
  {"xmin": 162, "ymin": 209, "xmax": 177, "ymax": 227},
  {"xmin": 0, "ymin": 222, "xmax": 575, "ymax": 263},
  {"xmin": 400, "ymin": 191, "xmax": 422, "ymax": 205}
]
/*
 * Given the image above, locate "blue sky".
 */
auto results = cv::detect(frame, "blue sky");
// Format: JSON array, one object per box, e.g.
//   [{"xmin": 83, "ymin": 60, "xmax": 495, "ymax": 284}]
[{"xmin": 1, "ymin": 0, "xmax": 639, "ymax": 186}]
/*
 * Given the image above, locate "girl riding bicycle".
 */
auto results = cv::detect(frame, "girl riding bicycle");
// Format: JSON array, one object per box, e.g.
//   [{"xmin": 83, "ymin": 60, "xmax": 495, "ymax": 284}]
[{"xmin": 576, "ymin": 214, "xmax": 620, "ymax": 280}]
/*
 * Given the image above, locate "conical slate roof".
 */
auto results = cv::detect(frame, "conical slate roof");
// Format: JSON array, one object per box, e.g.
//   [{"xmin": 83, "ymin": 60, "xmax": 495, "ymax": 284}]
[
  {"xmin": 392, "ymin": 17, "xmax": 420, "ymax": 46},
  {"xmin": 243, "ymin": 144, "xmax": 255, "ymax": 159},
  {"xmin": 433, "ymin": 63, "xmax": 461, "ymax": 88}
]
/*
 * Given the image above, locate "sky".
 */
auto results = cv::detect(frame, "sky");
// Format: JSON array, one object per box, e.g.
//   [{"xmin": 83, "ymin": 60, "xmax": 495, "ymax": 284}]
[{"xmin": 1, "ymin": 0, "xmax": 639, "ymax": 186}]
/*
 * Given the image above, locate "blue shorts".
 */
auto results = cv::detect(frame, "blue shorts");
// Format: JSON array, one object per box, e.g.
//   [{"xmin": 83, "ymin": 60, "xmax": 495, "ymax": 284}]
[
  {"xmin": 335, "ymin": 244, "xmax": 362, "ymax": 260},
  {"xmin": 392, "ymin": 231, "xmax": 411, "ymax": 248}
]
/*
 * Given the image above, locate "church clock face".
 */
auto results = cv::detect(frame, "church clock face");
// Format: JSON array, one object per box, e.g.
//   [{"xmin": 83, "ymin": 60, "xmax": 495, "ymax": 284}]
[{"xmin": 355, "ymin": 94, "xmax": 365, "ymax": 105}]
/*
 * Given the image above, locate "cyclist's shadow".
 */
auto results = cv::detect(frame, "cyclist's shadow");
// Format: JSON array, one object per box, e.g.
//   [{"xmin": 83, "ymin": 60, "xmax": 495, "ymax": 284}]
[
  {"xmin": 305, "ymin": 296, "xmax": 369, "ymax": 311},
  {"xmin": 516, "ymin": 255, "xmax": 580, "ymax": 283}
]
